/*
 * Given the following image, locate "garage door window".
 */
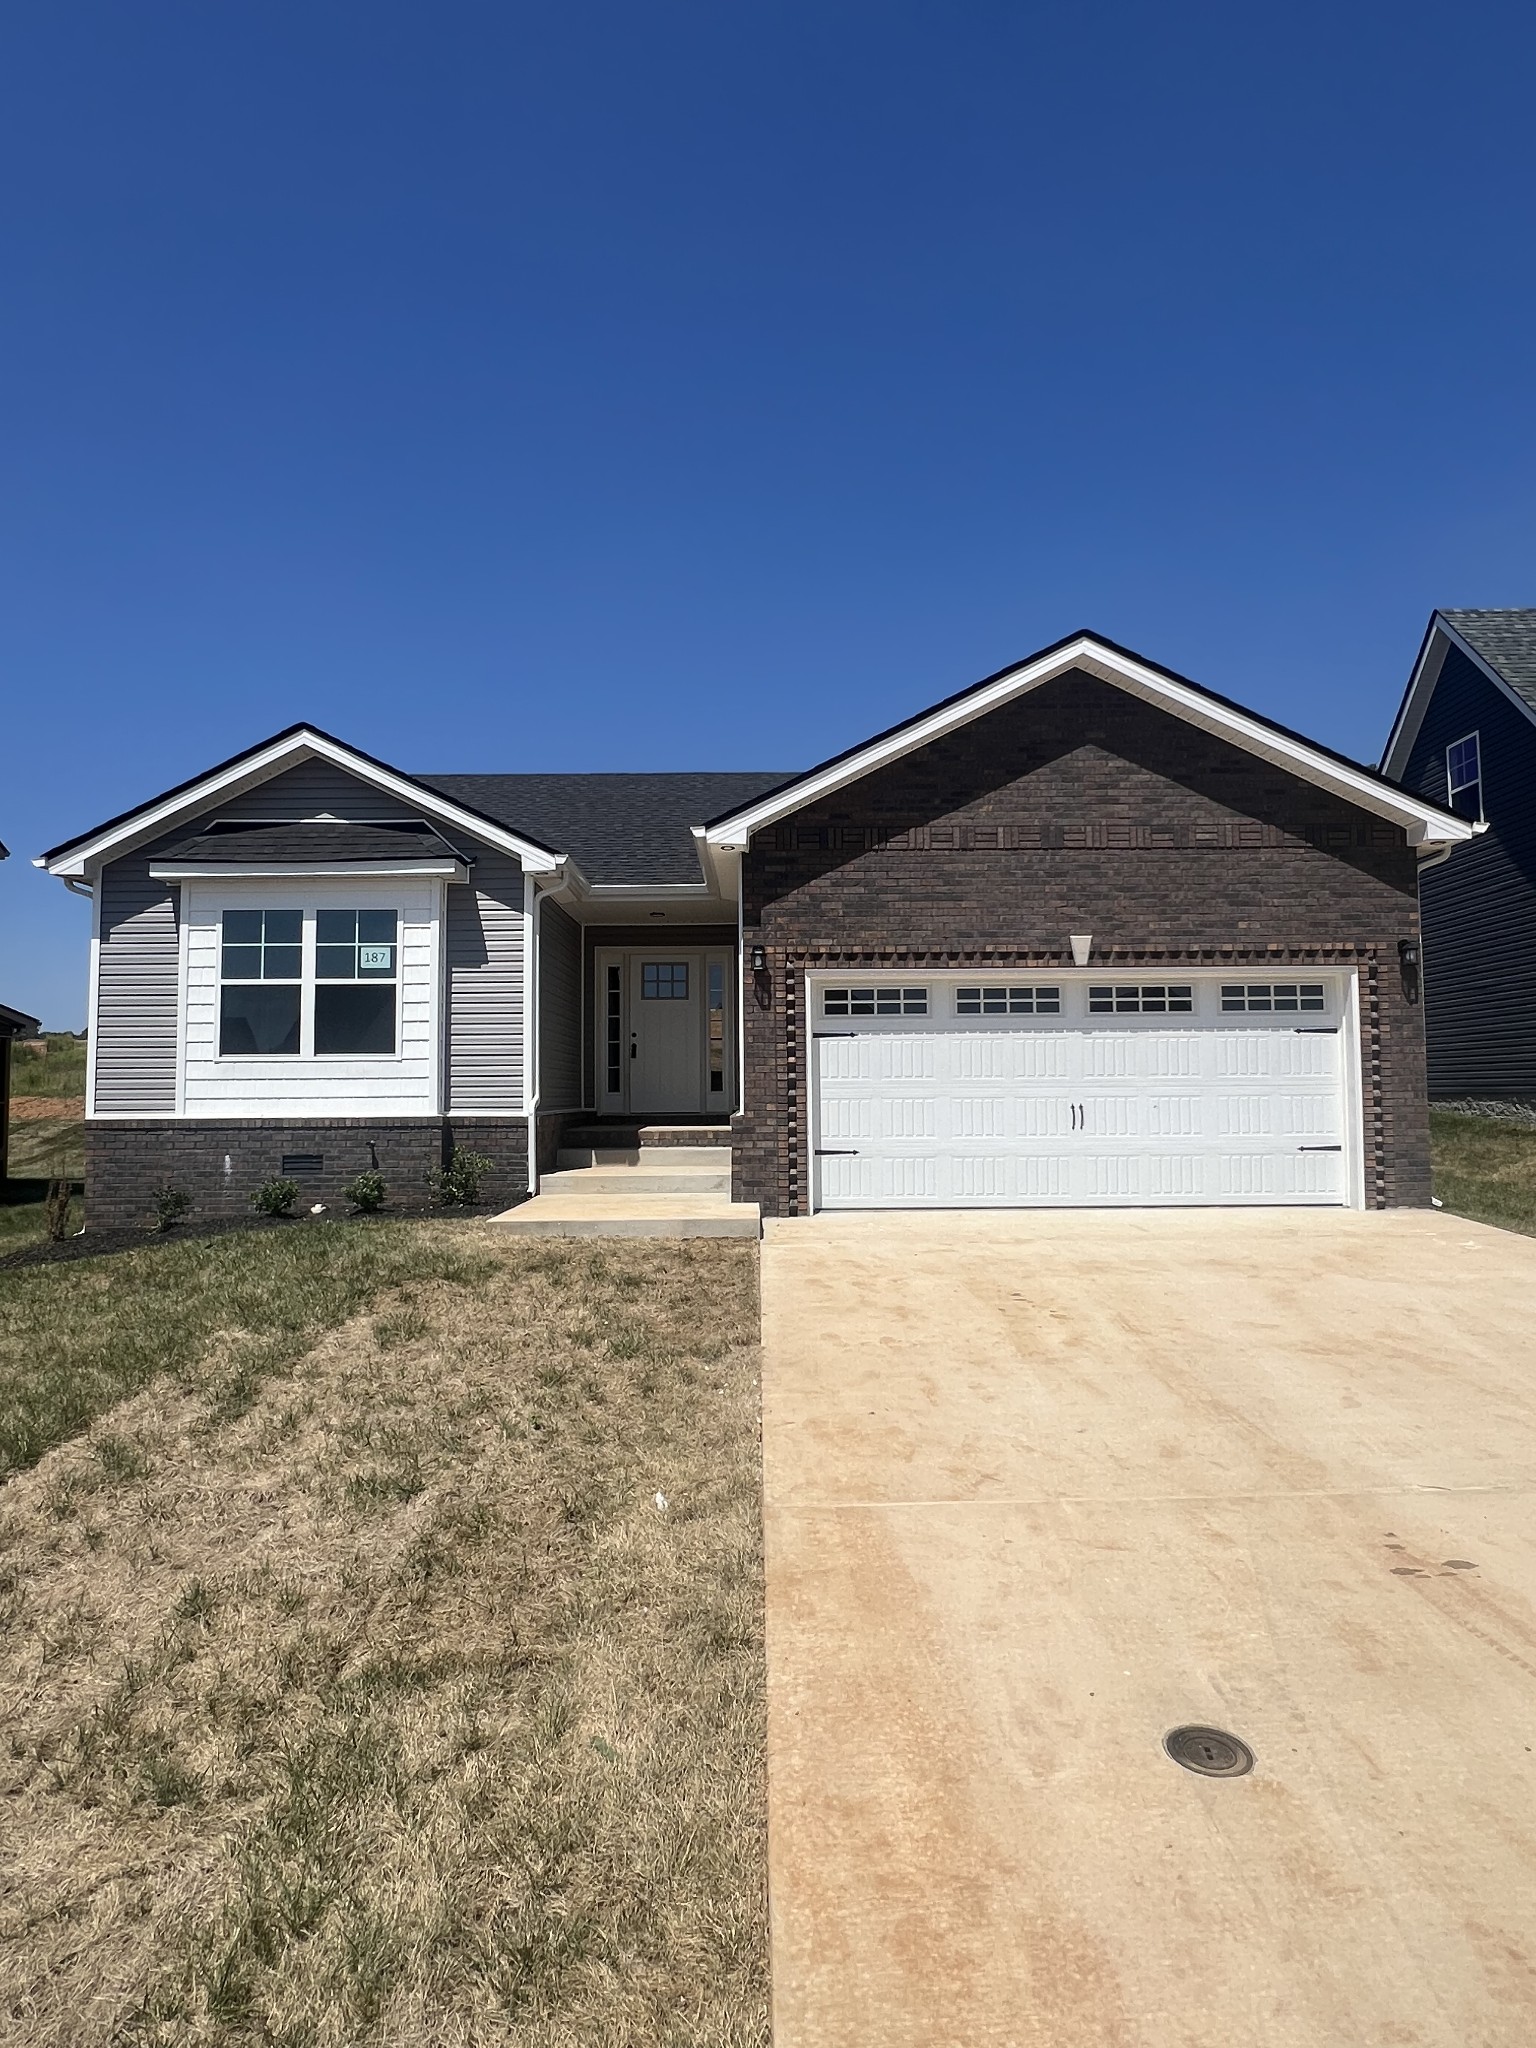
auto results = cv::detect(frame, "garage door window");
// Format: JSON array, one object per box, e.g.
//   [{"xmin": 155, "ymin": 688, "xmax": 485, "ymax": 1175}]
[
  {"xmin": 822, "ymin": 986, "xmax": 928, "ymax": 1017},
  {"xmin": 1221, "ymin": 983, "xmax": 1327, "ymax": 1013},
  {"xmin": 1088, "ymin": 985, "xmax": 1194, "ymax": 1014},
  {"xmin": 956, "ymin": 986, "xmax": 1061, "ymax": 1016}
]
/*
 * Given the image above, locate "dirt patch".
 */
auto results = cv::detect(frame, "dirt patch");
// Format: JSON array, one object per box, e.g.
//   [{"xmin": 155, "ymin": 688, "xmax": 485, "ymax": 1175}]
[
  {"xmin": 0, "ymin": 1232, "xmax": 766, "ymax": 2047},
  {"xmin": 7, "ymin": 1097, "xmax": 84, "ymax": 1123}
]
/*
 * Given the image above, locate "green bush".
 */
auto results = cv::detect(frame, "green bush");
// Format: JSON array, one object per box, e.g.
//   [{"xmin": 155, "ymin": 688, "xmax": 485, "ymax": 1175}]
[
  {"xmin": 344, "ymin": 1170, "xmax": 387, "ymax": 1214},
  {"xmin": 428, "ymin": 1148, "xmax": 494, "ymax": 1207},
  {"xmin": 250, "ymin": 1178, "xmax": 302, "ymax": 1219},
  {"xmin": 154, "ymin": 1183, "xmax": 192, "ymax": 1231}
]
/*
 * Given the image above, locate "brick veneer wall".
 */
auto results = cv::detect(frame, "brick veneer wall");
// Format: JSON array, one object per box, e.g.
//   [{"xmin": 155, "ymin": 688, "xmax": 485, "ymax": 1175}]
[
  {"xmin": 733, "ymin": 671, "xmax": 1430, "ymax": 1215},
  {"xmin": 86, "ymin": 1115, "xmax": 530, "ymax": 1230}
]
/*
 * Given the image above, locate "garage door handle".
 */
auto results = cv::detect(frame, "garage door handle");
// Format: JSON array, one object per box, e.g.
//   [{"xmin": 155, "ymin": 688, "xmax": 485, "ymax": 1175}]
[
  {"xmin": 1294, "ymin": 1027, "xmax": 1338, "ymax": 1034},
  {"xmin": 1297, "ymin": 1144, "xmax": 1341, "ymax": 1151},
  {"xmin": 815, "ymin": 1148, "xmax": 858, "ymax": 1156},
  {"xmin": 813, "ymin": 1031, "xmax": 857, "ymax": 1039}
]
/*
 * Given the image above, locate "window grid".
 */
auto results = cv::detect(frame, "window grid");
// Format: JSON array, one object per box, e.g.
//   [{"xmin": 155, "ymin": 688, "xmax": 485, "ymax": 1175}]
[
  {"xmin": 822, "ymin": 986, "xmax": 929, "ymax": 1017},
  {"xmin": 1087, "ymin": 984, "xmax": 1194, "ymax": 1015},
  {"xmin": 1447, "ymin": 732, "xmax": 1482, "ymax": 819},
  {"xmin": 1220, "ymin": 983, "xmax": 1327, "ymax": 1013},
  {"xmin": 606, "ymin": 965, "xmax": 623, "ymax": 1093},
  {"xmin": 221, "ymin": 908, "xmax": 301, "ymax": 984},
  {"xmin": 642, "ymin": 962, "xmax": 689, "ymax": 1000},
  {"xmin": 955, "ymin": 986, "xmax": 1061, "ymax": 1016},
  {"xmin": 708, "ymin": 962, "xmax": 726, "ymax": 1094}
]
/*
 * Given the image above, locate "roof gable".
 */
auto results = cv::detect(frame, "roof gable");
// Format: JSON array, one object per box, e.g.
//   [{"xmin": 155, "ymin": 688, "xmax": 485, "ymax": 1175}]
[
  {"xmin": 1382, "ymin": 611, "xmax": 1536, "ymax": 780},
  {"xmin": 705, "ymin": 631, "xmax": 1473, "ymax": 851},
  {"xmin": 38, "ymin": 725, "xmax": 565, "ymax": 879}
]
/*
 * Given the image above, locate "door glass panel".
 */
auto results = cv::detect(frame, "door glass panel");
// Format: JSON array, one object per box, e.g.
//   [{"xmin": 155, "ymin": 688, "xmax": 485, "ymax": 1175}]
[
  {"xmin": 708, "ymin": 961, "xmax": 725, "ymax": 1095},
  {"xmin": 606, "ymin": 964, "xmax": 623, "ymax": 1094},
  {"xmin": 642, "ymin": 962, "xmax": 689, "ymax": 999}
]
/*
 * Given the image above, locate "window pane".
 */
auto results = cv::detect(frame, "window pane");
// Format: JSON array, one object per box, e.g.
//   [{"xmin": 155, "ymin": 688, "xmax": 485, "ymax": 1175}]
[
  {"xmin": 265, "ymin": 910, "xmax": 302, "ymax": 946},
  {"xmin": 315, "ymin": 984, "xmax": 396, "ymax": 1055},
  {"xmin": 220, "ymin": 985, "xmax": 300, "ymax": 1056},
  {"xmin": 316, "ymin": 944, "xmax": 356, "ymax": 981},
  {"xmin": 223, "ymin": 909, "xmax": 263, "ymax": 945},
  {"xmin": 263, "ymin": 945, "xmax": 302, "ymax": 980},
  {"xmin": 357, "ymin": 909, "xmax": 396, "ymax": 945},
  {"xmin": 358, "ymin": 941, "xmax": 396, "ymax": 977},
  {"xmin": 642, "ymin": 962, "xmax": 688, "ymax": 999},
  {"xmin": 316, "ymin": 909, "xmax": 355, "ymax": 945},
  {"xmin": 221, "ymin": 944, "xmax": 261, "ymax": 980}
]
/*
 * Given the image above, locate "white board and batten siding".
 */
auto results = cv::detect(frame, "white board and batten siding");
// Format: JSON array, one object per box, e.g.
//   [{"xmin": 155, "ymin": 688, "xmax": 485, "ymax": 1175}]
[
  {"xmin": 811, "ymin": 971, "xmax": 1363, "ymax": 1211},
  {"xmin": 181, "ymin": 879, "xmax": 442, "ymax": 1117}
]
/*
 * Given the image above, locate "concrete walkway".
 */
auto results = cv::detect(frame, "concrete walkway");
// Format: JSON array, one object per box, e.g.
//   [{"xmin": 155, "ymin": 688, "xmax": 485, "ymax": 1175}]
[{"xmin": 761, "ymin": 1209, "xmax": 1536, "ymax": 2048}]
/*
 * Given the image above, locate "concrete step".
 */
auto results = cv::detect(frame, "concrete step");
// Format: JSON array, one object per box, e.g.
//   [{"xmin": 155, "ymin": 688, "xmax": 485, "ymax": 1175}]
[
  {"xmin": 556, "ymin": 1144, "xmax": 732, "ymax": 1171},
  {"xmin": 562, "ymin": 1124, "xmax": 731, "ymax": 1152},
  {"xmin": 489, "ymin": 1191, "xmax": 760, "ymax": 1240},
  {"xmin": 541, "ymin": 1163, "xmax": 730, "ymax": 1194}
]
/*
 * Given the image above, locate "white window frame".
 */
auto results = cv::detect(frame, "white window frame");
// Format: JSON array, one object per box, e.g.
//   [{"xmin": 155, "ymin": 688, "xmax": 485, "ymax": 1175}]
[
  {"xmin": 1446, "ymin": 731, "xmax": 1483, "ymax": 820},
  {"xmin": 216, "ymin": 904, "xmax": 402, "ymax": 1062}
]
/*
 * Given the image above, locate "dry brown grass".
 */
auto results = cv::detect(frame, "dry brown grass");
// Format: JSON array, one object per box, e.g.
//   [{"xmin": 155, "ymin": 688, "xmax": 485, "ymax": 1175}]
[{"xmin": 0, "ymin": 1230, "xmax": 766, "ymax": 2047}]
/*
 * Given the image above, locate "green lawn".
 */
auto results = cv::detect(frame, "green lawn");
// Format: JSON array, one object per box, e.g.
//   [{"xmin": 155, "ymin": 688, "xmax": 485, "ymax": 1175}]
[
  {"xmin": 1429, "ymin": 1109, "xmax": 1536, "ymax": 1238},
  {"xmin": 9, "ymin": 1030, "xmax": 88, "ymax": 1097}
]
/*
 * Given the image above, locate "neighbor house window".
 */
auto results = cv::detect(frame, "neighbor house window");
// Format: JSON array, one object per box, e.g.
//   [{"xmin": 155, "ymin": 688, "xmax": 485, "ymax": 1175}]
[
  {"xmin": 1087, "ymin": 985, "xmax": 1194, "ymax": 1014},
  {"xmin": 219, "ymin": 909, "xmax": 302, "ymax": 1055},
  {"xmin": 315, "ymin": 909, "xmax": 398, "ymax": 1055},
  {"xmin": 821, "ymin": 987, "xmax": 928, "ymax": 1017},
  {"xmin": 218, "ymin": 907, "xmax": 399, "ymax": 1059},
  {"xmin": 1446, "ymin": 733, "xmax": 1482, "ymax": 819}
]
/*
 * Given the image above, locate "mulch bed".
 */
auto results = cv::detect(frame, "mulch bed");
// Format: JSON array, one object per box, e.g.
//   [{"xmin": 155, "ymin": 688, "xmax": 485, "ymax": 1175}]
[{"xmin": 0, "ymin": 1201, "xmax": 501, "ymax": 1274}]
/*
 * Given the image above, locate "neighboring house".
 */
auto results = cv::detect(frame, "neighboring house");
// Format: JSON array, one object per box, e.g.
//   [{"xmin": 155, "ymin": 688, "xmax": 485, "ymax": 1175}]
[
  {"xmin": 39, "ymin": 630, "xmax": 1471, "ymax": 1228},
  {"xmin": 1381, "ymin": 610, "xmax": 1536, "ymax": 1101},
  {"xmin": 2, "ymin": 836, "xmax": 45, "ymax": 1181}
]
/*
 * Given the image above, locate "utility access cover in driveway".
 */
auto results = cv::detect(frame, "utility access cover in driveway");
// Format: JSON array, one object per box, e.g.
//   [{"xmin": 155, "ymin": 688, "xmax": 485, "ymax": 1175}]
[{"xmin": 761, "ymin": 1209, "xmax": 1536, "ymax": 2048}]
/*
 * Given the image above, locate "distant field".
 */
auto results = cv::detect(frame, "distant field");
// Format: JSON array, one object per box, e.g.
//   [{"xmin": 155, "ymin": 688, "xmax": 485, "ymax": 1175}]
[{"xmin": 9, "ymin": 1032, "xmax": 87, "ymax": 1099}]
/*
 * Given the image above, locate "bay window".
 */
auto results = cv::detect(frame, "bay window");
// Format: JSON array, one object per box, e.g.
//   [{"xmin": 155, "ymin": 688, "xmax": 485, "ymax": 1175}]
[{"xmin": 218, "ymin": 906, "xmax": 399, "ymax": 1058}]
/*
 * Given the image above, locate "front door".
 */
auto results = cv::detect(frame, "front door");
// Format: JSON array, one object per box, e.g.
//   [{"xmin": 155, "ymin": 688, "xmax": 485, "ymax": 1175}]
[{"xmin": 595, "ymin": 948, "xmax": 735, "ymax": 1115}]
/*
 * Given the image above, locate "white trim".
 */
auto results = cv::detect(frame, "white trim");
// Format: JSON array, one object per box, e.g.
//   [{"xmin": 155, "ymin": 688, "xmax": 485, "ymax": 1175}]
[
  {"xmin": 523, "ymin": 872, "xmax": 538, "ymax": 1193},
  {"xmin": 1382, "ymin": 615, "xmax": 1536, "ymax": 779},
  {"xmin": 40, "ymin": 728, "xmax": 564, "ymax": 878},
  {"xmin": 148, "ymin": 859, "xmax": 469, "ymax": 881},
  {"xmin": 84, "ymin": 883, "xmax": 101, "ymax": 1119},
  {"xmin": 174, "ymin": 882, "xmax": 189, "ymax": 1116},
  {"xmin": 428, "ymin": 875, "xmax": 445, "ymax": 1119},
  {"xmin": 704, "ymin": 635, "xmax": 1475, "ymax": 850},
  {"xmin": 1342, "ymin": 968, "xmax": 1365, "ymax": 1212}
]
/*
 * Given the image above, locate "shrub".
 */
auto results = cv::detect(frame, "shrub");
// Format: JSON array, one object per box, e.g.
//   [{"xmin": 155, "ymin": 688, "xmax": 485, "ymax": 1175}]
[
  {"xmin": 153, "ymin": 1183, "xmax": 192, "ymax": 1231},
  {"xmin": 44, "ymin": 1179, "xmax": 74, "ymax": 1241},
  {"xmin": 250, "ymin": 1178, "xmax": 302, "ymax": 1218},
  {"xmin": 345, "ymin": 1170, "xmax": 387, "ymax": 1214},
  {"xmin": 428, "ymin": 1148, "xmax": 494, "ymax": 1207}
]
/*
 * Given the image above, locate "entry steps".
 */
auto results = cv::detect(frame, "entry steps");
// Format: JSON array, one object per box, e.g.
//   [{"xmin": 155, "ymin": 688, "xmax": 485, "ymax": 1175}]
[{"xmin": 489, "ymin": 1140, "xmax": 759, "ymax": 1239}]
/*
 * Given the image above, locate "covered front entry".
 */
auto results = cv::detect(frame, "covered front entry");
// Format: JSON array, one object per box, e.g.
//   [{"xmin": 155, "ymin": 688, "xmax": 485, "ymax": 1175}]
[
  {"xmin": 594, "ymin": 946, "xmax": 735, "ymax": 1116},
  {"xmin": 810, "ymin": 970, "xmax": 1361, "ymax": 1210}
]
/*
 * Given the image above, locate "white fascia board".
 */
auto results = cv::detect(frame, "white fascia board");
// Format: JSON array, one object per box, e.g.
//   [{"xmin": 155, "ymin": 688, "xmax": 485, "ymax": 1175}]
[
  {"xmin": 41, "ymin": 729, "xmax": 565, "ymax": 879},
  {"xmin": 147, "ymin": 860, "xmax": 470, "ymax": 880},
  {"xmin": 703, "ymin": 636, "xmax": 1475, "ymax": 850},
  {"xmin": 1382, "ymin": 616, "xmax": 1536, "ymax": 780}
]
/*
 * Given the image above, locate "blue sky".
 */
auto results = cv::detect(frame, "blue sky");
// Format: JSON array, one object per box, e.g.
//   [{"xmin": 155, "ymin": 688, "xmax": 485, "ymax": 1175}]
[{"xmin": 4, "ymin": 1, "xmax": 1534, "ymax": 1027}]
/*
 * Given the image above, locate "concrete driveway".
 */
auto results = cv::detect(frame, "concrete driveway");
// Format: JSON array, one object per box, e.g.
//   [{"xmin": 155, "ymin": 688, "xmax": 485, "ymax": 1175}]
[{"xmin": 761, "ymin": 1209, "xmax": 1536, "ymax": 2048}]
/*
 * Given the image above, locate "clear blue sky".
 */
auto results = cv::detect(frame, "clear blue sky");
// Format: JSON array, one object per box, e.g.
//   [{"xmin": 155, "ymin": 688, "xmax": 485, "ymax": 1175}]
[{"xmin": 4, "ymin": 2, "xmax": 1533, "ymax": 1028}]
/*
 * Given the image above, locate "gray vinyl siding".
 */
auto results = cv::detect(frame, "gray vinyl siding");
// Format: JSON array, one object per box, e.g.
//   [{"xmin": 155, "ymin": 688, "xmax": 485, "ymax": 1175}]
[
  {"xmin": 204, "ymin": 759, "xmax": 425, "ymax": 826},
  {"xmin": 1401, "ymin": 644, "xmax": 1536, "ymax": 1097},
  {"xmin": 444, "ymin": 854, "xmax": 525, "ymax": 1111},
  {"xmin": 538, "ymin": 899, "xmax": 583, "ymax": 1109},
  {"xmin": 94, "ymin": 855, "xmax": 180, "ymax": 1113}
]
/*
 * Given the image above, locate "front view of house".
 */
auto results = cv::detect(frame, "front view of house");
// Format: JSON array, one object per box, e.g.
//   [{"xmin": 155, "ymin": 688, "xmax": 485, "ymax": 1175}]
[{"xmin": 40, "ymin": 632, "xmax": 1474, "ymax": 1228}]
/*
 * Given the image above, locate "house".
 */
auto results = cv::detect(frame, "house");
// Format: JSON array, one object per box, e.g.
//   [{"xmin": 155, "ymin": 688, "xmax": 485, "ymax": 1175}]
[
  {"xmin": 39, "ymin": 630, "xmax": 1472, "ymax": 1228},
  {"xmin": 1381, "ymin": 610, "xmax": 1535, "ymax": 1102}
]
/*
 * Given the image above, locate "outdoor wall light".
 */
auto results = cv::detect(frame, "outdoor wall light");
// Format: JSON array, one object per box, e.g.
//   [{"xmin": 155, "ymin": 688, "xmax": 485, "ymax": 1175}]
[
  {"xmin": 1398, "ymin": 936, "xmax": 1421, "ymax": 1004},
  {"xmin": 750, "ymin": 945, "xmax": 767, "ymax": 971}
]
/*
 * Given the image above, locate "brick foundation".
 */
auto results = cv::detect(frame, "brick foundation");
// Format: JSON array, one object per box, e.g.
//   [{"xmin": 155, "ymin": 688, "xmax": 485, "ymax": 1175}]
[
  {"xmin": 85, "ymin": 1116, "xmax": 531, "ymax": 1231},
  {"xmin": 733, "ymin": 671, "xmax": 1432, "ymax": 1216}
]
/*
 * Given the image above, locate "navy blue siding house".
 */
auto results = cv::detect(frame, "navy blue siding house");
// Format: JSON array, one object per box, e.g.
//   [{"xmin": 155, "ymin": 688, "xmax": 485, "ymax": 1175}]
[{"xmin": 1382, "ymin": 610, "xmax": 1536, "ymax": 1100}]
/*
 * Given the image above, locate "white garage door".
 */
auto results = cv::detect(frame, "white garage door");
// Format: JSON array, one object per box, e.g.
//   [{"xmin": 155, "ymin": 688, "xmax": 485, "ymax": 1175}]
[{"xmin": 811, "ymin": 975, "xmax": 1355, "ymax": 1209}]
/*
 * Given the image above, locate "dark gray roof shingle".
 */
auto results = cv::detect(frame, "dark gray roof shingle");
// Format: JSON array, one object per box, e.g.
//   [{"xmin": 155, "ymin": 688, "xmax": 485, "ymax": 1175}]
[
  {"xmin": 414, "ymin": 772, "xmax": 796, "ymax": 885},
  {"xmin": 1441, "ymin": 609, "xmax": 1536, "ymax": 714},
  {"xmin": 156, "ymin": 820, "xmax": 467, "ymax": 865}
]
